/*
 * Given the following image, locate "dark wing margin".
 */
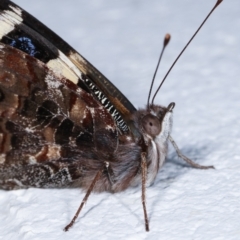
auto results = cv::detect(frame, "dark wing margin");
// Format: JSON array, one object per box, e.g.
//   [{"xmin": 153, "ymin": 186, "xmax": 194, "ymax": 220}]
[{"xmin": 0, "ymin": 0, "xmax": 137, "ymax": 128}]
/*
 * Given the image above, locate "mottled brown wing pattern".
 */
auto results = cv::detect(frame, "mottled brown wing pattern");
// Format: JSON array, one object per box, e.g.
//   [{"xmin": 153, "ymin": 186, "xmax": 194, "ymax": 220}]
[
  {"xmin": 0, "ymin": 0, "xmax": 136, "ymax": 132},
  {"xmin": 0, "ymin": 43, "xmax": 141, "ymax": 191}
]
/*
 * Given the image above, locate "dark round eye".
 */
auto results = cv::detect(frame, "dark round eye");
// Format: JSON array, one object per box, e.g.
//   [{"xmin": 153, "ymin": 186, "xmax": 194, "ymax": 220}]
[{"xmin": 142, "ymin": 114, "xmax": 161, "ymax": 137}]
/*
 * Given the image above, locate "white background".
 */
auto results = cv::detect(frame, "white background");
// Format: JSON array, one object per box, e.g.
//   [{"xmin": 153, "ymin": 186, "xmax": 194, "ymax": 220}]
[{"xmin": 0, "ymin": 0, "xmax": 239, "ymax": 239}]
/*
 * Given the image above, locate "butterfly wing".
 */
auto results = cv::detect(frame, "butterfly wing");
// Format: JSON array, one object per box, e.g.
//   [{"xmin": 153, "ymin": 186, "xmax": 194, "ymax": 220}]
[
  {"xmin": 0, "ymin": 43, "xmax": 121, "ymax": 189},
  {"xmin": 0, "ymin": 0, "xmax": 137, "ymax": 133},
  {"xmin": 0, "ymin": 1, "xmax": 143, "ymax": 191}
]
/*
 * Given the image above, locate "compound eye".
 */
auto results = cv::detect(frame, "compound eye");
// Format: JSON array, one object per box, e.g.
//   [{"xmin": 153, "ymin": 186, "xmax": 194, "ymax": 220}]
[{"xmin": 142, "ymin": 114, "xmax": 161, "ymax": 137}]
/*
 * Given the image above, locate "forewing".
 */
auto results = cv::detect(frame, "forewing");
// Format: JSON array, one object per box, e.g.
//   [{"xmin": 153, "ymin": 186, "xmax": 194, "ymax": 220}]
[{"xmin": 0, "ymin": 0, "xmax": 137, "ymax": 131}]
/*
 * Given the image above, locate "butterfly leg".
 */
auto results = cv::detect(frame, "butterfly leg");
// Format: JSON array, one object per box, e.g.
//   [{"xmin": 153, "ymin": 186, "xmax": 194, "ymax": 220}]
[
  {"xmin": 141, "ymin": 152, "xmax": 149, "ymax": 232},
  {"xmin": 169, "ymin": 135, "xmax": 214, "ymax": 169},
  {"xmin": 64, "ymin": 166, "xmax": 103, "ymax": 231},
  {"xmin": 104, "ymin": 161, "xmax": 114, "ymax": 186}
]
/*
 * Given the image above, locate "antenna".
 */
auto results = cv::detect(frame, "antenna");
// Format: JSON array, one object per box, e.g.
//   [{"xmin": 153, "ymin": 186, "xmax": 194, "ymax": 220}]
[
  {"xmin": 147, "ymin": 34, "xmax": 170, "ymax": 109},
  {"xmin": 151, "ymin": 0, "xmax": 223, "ymax": 105}
]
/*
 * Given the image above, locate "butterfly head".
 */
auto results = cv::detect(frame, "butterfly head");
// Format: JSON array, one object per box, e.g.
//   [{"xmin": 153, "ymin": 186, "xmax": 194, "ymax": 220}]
[
  {"xmin": 135, "ymin": 102, "xmax": 175, "ymax": 145},
  {"xmin": 131, "ymin": 102, "xmax": 175, "ymax": 185},
  {"xmin": 139, "ymin": 102, "xmax": 175, "ymax": 141}
]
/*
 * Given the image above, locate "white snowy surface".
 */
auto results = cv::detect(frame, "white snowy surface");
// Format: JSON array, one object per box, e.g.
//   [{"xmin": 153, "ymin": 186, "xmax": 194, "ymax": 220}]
[{"xmin": 0, "ymin": 0, "xmax": 239, "ymax": 239}]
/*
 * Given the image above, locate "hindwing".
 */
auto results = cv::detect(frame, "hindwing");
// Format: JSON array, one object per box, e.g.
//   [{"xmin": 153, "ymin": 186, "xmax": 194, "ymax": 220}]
[{"xmin": 0, "ymin": 42, "xmax": 125, "ymax": 189}]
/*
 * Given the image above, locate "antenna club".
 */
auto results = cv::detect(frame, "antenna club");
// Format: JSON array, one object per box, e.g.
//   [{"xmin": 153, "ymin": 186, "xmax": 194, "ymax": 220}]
[
  {"xmin": 164, "ymin": 34, "xmax": 171, "ymax": 47},
  {"xmin": 216, "ymin": 0, "xmax": 223, "ymax": 7}
]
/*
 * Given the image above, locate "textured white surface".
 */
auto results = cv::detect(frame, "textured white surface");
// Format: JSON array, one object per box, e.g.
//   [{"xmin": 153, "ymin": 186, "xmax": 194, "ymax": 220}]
[{"xmin": 0, "ymin": 1, "xmax": 239, "ymax": 239}]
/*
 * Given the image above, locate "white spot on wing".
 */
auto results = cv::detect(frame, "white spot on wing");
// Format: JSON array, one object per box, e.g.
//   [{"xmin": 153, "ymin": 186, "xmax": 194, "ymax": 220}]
[
  {"xmin": 46, "ymin": 145, "xmax": 61, "ymax": 160},
  {"xmin": 58, "ymin": 50, "xmax": 82, "ymax": 78},
  {"xmin": 28, "ymin": 156, "xmax": 37, "ymax": 164},
  {"xmin": 45, "ymin": 72, "xmax": 62, "ymax": 89},
  {"xmin": 47, "ymin": 50, "xmax": 83, "ymax": 84},
  {"xmin": 9, "ymin": 5, "xmax": 22, "ymax": 17},
  {"xmin": 0, "ymin": 6, "xmax": 23, "ymax": 39},
  {"xmin": 47, "ymin": 58, "xmax": 78, "ymax": 84},
  {"xmin": 25, "ymin": 127, "xmax": 34, "ymax": 133}
]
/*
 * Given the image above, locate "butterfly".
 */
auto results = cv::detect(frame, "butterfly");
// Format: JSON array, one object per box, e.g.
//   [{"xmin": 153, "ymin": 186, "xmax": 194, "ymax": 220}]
[{"xmin": 0, "ymin": 0, "xmax": 221, "ymax": 231}]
